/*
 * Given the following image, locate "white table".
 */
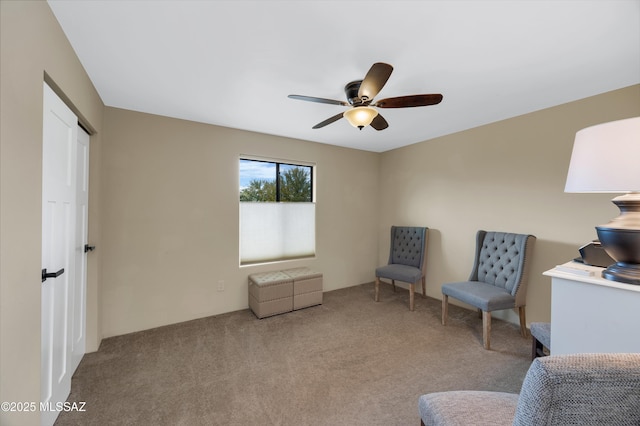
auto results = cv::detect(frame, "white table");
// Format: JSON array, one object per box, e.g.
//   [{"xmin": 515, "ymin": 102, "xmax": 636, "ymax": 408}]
[{"xmin": 544, "ymin": 262, "xmax": 640, "ymax": 355}]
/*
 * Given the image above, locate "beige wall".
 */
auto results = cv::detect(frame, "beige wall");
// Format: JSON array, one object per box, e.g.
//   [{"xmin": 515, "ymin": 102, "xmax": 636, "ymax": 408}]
[
  {"xmin": 378, "ymin": 85, "xmax": 640, "ymax": 326},
  {"xmin": 0, "ymin": 2, "xmax": 104, "ymax": 424},
  {"xmin": 102, "ymin": 85, "xmax": 639, "ymax": 338},
  {"xmin": 100, "ymin": 108, "xmax": 380, "ymax": 337}
]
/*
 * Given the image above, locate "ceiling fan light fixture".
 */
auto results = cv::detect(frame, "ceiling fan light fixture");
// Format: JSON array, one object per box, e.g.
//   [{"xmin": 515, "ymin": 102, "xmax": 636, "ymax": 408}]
[{"xmin": 343, "ymin": 106, "xmax": 378, "ymax": 130}]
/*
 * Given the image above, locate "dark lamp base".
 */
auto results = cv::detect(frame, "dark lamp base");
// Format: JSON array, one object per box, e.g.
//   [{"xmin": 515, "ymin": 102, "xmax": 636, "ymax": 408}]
[
  {"xmin": 595, "ymin": 193, "xmax": 640, "ymax": 286},
  {"xmin": 602, "ymin": 262, "xmax": 640, "ymax": 285}
]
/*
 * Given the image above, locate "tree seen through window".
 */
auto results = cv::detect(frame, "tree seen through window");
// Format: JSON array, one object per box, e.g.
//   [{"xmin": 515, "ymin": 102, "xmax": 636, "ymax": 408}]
[{"xmin": 240, "ymin": 159, "xmax": 312, "ymax": 202}]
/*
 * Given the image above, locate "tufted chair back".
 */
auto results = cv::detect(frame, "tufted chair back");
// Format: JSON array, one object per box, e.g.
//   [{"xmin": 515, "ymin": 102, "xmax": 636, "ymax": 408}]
[
  {"xmin": 388, "ymin": 226, "xmax": 428, "ymax": 273},
  {"xmin": 469, "ymin": 230, "xmax": 535, "ymax": 307}
]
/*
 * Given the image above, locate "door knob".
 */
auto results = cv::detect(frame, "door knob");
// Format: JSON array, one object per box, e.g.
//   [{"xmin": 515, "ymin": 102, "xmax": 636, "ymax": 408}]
[
  {"xmin": 42, "ymin": 268, "xmax": 64, "ymax": 283},
  {"xmin": 84, "ymin": 244, "xmax": 95, "ymax": 253}
]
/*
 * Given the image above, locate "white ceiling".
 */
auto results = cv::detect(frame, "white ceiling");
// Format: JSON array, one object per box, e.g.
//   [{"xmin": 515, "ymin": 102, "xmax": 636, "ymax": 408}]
[{"xmin": 47, "ymin": 0, "xmax": 640, "ymax": 153}]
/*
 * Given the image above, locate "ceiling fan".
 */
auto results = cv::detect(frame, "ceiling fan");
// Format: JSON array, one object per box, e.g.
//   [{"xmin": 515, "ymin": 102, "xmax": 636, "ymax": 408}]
[{"xmin": 288, "ymin": 62, "xmax": 443, "ymax": 131}]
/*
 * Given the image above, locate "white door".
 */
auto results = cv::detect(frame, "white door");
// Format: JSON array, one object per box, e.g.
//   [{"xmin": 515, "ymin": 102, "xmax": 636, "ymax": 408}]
[
  {"xmin": 71, "ymin": 127, "xmax": 89, "ymax": 372},
  {"xmin": 41, "ymin": 83, "xmax": 77, "ymax": 426}
]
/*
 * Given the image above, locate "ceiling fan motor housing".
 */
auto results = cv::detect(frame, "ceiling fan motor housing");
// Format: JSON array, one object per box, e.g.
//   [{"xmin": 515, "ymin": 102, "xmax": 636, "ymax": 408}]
[{"xmin": 345, "ymin": 80, "xmax": 364, "ymax": 105}]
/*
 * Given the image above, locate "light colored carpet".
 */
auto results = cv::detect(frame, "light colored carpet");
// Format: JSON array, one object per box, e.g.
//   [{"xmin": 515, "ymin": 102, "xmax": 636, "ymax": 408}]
[{"xmin": 55, "ymin": 282, "xmax": 532, "ymax": 425}]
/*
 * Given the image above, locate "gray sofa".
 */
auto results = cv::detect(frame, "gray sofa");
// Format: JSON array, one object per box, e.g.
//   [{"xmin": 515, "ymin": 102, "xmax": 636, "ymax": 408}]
[{"xmin": 419, "ymin": 353, "xmax": 640, "ymax": 425}]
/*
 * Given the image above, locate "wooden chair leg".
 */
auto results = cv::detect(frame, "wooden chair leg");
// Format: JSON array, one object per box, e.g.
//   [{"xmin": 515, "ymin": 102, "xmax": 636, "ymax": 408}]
[
  {"xmin": 442, "ymin": 295, "xmax": 448, "ymax": 325},
  {"xmin": 482, "ymin": 311, "xmax": 491, "ymax": 350},
  {"xmin": 375, "ymin": 277, "xmax": 380, "ymax": 302},
  {"xmin": 421, "ymin": 276, "xmax": 426, "ymax": 298},
  {"xmin": 518, "ymin": 306, "xmax": 528, "ymax": 337},
  {"xmin": 409, "ymin": 283, "xmax": 415, "ymax": 311}
]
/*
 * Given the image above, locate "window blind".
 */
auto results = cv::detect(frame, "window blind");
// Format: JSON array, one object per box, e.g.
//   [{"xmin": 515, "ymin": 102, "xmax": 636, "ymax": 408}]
[{"xmin": 240, "ymin": 202, "xmax": 315, "ymax": 265}]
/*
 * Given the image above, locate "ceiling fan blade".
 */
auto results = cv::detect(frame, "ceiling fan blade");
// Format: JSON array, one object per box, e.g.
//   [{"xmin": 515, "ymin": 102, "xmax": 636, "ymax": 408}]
[
  {"xmin": 375, "ymin": 94, "xmax": 443, "ymax": 108},
  {"xmin": 358, "ymin": 62, "xmax": 393, "ymax": 101},
  {"xmin": 370, "ymin": 114, "xmax": 389, "ymax": 131},
  {"xmin": 312, "ymin": 112, "xmax": 344, "ymax": 129},
  {"xmin": 288, "ymin": 94, "xmax": 348, "ymax": 106}
]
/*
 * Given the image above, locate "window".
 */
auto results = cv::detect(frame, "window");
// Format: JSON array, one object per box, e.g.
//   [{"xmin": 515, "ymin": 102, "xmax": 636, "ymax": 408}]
[{"xmin": 239, "ymin": 158, "xmax": 315, "ymax": 265}]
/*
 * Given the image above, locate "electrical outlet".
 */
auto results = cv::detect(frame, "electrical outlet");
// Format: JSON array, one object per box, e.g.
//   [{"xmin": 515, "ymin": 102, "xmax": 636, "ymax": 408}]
[{"xmin": 217, "ymin": 280, "xmax": 225, "ymax": 292}]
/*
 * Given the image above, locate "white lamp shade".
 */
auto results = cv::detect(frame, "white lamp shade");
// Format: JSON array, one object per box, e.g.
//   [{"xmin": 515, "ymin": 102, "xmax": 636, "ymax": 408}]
[
  {"xmin": 564, "ymin": 117, "xmax": 640, "ymax": 193},
  {"xmin": 343, "ymin": 106, "xmax": 378, "ymax": 128}
]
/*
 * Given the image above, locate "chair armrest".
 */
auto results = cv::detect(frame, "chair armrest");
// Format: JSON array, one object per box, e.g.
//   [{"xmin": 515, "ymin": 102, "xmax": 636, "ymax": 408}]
[{"xmin": 419, "ymin": 390, "xmax": 518, "ymax": 426}]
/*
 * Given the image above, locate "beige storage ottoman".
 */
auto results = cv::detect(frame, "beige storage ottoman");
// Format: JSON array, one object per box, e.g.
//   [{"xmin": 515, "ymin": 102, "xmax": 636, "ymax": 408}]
[
  {"xmin": 248, "ymin": 271, "xmax": 293, "ymax": 319},
  {"xmin": 283, "ymin": 267, "xmax": 323, "ymax": 310}
]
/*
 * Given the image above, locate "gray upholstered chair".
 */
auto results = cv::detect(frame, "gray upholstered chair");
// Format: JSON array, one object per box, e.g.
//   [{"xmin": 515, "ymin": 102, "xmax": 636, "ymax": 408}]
[
  {"xmin": 530, "ymin": 322, "xmax": 551, "ymax": 360},
  {"xmin": 375, "ymin": 226, "xmax": 429, "ymax": 311},
  {"xmin": 418, "ymin": 353, "xmax": 640, "ymax": 426},
  {"xmin": 441, "ymin": 230, "xmax": 536, "ymax": 349}
]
